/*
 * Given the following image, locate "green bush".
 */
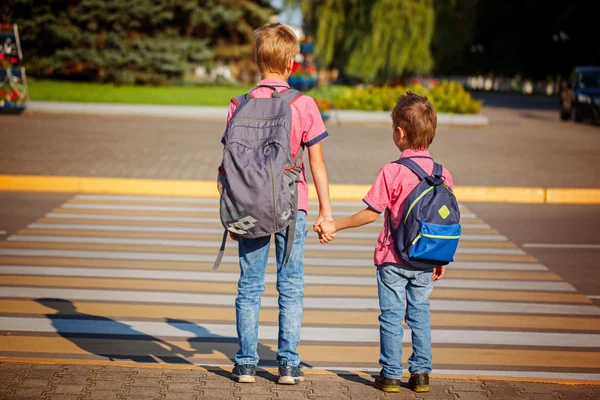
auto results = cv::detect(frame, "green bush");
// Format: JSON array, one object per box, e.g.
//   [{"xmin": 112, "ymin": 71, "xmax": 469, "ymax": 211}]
[{"xmin": 331, "ymin": 81, "xmax": 482, "ymax": 114}]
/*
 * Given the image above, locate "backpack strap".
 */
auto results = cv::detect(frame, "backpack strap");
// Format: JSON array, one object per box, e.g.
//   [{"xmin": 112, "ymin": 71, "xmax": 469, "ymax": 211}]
[
  {"xmin": 212, "ymin": 230, "xmax": 228, "ymax": 270},
  {"xmin": 394, "ymin": 158, "xmax": 429, "ymax": 180},
  {"xmin": 432, "ymin": 162, "xmax": 443, "ymax": 177},
  {"xmin": 279, "ymin": 89, "xmax": 302, "ymax": 104},
  {"xmin": 248, "ymin": 85, "xmax": 281, "ymax": 98}
]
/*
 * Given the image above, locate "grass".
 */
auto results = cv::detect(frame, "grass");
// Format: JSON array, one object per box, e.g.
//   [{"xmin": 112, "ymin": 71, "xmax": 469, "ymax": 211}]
[
  {"xmin": 27, "ymin": 79, "xmax": 351, "ymax": 106},
  {"xmin": 27, "ymin": 80, "xmax": 253, "ymax": 106}
]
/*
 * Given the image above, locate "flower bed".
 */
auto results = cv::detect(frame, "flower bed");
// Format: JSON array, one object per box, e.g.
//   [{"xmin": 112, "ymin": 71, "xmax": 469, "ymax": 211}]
[{"xmin": 330, "ymin": 82, "xmax": 482, "ymax": 114}]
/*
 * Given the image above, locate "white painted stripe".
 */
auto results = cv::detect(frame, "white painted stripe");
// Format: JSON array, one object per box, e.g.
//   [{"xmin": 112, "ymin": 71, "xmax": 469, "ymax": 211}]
[
  {"xmin": 8, "ymin": 235, "xmax": 526, "ymax": 256},
  {"xmin": 0, "ymin": 266, "xmax": 572, "ymax": 292},
  {"xmin": 450, "ymin": 262, "xmax": 547, "ymax": 271},
  {"xmin": 74, "ymin": 195, "xmax": 467, "ymax": 210},
  {"xmin": 1, "ymin": 287, "xmax": 598, "ymax": 315},
  {"xmin": 588, "ymin": 296, "xmax": 600, "ymax": 299},
  {"xmin": 2, "ymin": 317, "xmax": 599, "ymax": 347},
  {"xmin": 523, "ymin": 243, "xmax": 600, "ymax": 250},
  {"xmin": 44, "ymin": 213, "xmax": 493, "ymax": 230},
  {"xmin": 0, "ymin": 231, "xmax": 6, "ymax": 235},
  {"xmin": 0, "ymin": 248, "xmax": 533, "ymax": 268},
  {"xmin": 62, "ymin": 204, "xmax": 478, "ymax": 219},
  {"xmin": 27, "ymin": 223, "xmax": 506, "ymax": 242},
  {"xmin": 46, "ymin": 213, "xmax": 223, "ymax": 223}
]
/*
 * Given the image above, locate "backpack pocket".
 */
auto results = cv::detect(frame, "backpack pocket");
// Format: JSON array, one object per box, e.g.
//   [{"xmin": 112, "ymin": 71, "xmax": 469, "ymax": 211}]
[{"xmin": 409, "ymin": 222, "xmax": 461, "ymax": 263}]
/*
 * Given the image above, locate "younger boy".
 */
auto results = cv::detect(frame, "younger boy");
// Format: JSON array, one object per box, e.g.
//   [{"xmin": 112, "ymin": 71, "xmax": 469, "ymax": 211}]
[
  {"xmin": 222, "ymin": 23, "xmax": 333, "ymax": 384},
  {"xmin": 316, "ymin": 92, "xmax": 451, "ymax": 393}
]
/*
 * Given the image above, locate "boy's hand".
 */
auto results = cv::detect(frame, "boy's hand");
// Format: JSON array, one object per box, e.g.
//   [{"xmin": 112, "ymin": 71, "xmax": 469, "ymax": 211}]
[
  {"xmin": 318, "ymin": 220, "xmax": 337, "ymax": 244},
  {"xmin": 229, "ymin": 233, "xmax": 239, "ymax": 241},
  {"xmin": 432, "ymin": 265, "xmax": 446, "ymax": 281},
  {"xmin": 314, "ymin": 214, "xmax": 335, "ymax": 243}
]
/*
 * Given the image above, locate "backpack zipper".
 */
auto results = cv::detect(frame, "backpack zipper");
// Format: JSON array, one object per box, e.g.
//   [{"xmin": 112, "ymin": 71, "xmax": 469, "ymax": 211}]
[
  {"xmin": 412, "ymin": 232, "xmax": 461, "ymax": 246},
  {"xmin": 404, "ymin": 186, "xmax": 435, "ymax": 224}
]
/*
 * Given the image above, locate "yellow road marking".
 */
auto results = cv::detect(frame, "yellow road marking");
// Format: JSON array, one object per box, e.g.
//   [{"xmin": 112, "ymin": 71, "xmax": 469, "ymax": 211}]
[
  {"xmin": 0, "ymin": 276, "xmax": 583, "ymax": 303},
  {"xmin": 2, "ymin": 336, "xmax": 599, "ymax": 368},
  {"xmin": 2, "ymin": 300, "xmax": 599, "ymax": 330},
  {"xmin": 0, "ymin": 256, "xmax": 546, "ymax": 278}
]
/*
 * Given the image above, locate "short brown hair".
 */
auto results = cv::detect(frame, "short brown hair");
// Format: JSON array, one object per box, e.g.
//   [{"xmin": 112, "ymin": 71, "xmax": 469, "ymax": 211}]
[
  {"xmin": 253, "ymin": 23, "xmax": 300, "ymax": 75},
  {"xmin": 391, "ymin": 91, "xmax": 437, "ymax": 149}
]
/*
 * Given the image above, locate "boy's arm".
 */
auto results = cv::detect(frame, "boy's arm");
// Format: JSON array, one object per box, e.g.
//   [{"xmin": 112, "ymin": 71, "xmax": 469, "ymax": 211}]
[
  {"xmin": 317, "ymin": 207, "xmax": 379, "ymax": 243},
  {"xmin": 307, "ymin": 142, "xmax": 333, "ymax": 228}
]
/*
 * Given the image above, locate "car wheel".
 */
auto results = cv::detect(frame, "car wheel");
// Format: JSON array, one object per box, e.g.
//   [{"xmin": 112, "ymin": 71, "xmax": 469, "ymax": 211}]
[
  {"xmin": 572, "ymin": 105, "xmax": 583, "ymax": 122},
  {"xmin": 560, "ymin": 108, "xmax": 570, "ymax": 121}
]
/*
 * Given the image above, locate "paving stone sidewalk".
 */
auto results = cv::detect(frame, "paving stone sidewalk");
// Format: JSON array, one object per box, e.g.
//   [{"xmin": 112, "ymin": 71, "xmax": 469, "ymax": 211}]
[{"xmin": 1, "ymin": 363, "xmax": 598, "ymax": 400}]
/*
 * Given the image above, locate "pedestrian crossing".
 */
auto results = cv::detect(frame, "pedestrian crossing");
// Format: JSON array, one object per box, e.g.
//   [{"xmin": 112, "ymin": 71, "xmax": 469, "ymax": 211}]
[{"xmin": 0, "ymin": 194, "xmax": 599, "ymax": 382}]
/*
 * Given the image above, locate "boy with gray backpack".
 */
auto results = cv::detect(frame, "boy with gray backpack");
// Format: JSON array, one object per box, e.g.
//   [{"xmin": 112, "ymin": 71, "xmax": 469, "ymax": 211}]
[
  {"xmin": 316, "ymin": 91, "xmax": 460, "ymax": 393},
  {"xmin": 216, "ymin": 23, "xmax": 333, "ymax": 385}
]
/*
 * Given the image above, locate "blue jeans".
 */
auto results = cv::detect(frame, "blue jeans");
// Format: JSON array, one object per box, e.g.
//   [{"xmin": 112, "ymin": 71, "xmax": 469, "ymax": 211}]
[
  {"xmin": 235, "ymin": 211, "xmax": 307, "ymax": 367},
  {"xmin": 377, "ymin": 264, "xmax": 434, "ymax": 379}
]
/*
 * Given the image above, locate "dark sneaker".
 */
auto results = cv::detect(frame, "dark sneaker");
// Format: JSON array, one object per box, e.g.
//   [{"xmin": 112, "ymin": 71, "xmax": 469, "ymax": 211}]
[
  {"xmin": 278, "ymin": 361, "xmax": 305, "ymax": 385},
  {"xmin": 374, "ymin": 371, "xmax": 401, "ymax": 393},
  {"xmin": 232, "ymin": 364, "xmax": 256, "ymax": 383},
  {"xmin": 408, "ymin": 372, "xmax": 430, "ymax": 393}
]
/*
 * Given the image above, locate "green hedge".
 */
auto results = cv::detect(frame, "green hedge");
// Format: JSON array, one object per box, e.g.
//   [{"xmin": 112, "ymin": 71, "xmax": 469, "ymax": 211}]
[{"xmin": 332, "ymin": 82, "xmax": 482, "ymax": 114}]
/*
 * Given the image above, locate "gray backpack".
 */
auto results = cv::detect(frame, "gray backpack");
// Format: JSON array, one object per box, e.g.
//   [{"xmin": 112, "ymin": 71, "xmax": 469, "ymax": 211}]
[{"xmin": 213, "ymin": 85, "xmax": 304, "ymax": 270}]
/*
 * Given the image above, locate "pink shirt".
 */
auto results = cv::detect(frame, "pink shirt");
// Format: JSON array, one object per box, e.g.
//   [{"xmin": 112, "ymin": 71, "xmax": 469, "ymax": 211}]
[
  {"xmin": 222, "ymin": 79, "xmax": 328, "ymax": 212},
  {"xmin": 363, "ymin": 149, "xmax": 454, "ymax": 267}
]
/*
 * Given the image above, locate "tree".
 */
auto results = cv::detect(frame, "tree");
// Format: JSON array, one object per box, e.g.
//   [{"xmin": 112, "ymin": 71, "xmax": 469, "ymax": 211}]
[
  {"xmin": 10, "ymin": 0, "xmax": 273, "ymax": 84},
  {"xmin": 298, "ymin": 0, "xmax": 435, "ymax": 82},
  {"xmin": 431, "ymin": 0, "xmax": 478, "ymax": 75}
]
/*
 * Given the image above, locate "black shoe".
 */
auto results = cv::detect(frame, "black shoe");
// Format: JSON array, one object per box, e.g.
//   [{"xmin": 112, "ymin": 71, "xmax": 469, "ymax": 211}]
[
  {"xmin": 232, "ymin": 364, "xmax": 256, "ymax": 383},
  {"xmin": 374, "ymin": 371, "xmax": 401, "ymax": 393},
  {"xmin": 278, "ymin": 361, "xmax": 305, "ymax": 385},
  {"xmin": 408, "ymin": 372, "xmax": 430, "ymax": 393}
]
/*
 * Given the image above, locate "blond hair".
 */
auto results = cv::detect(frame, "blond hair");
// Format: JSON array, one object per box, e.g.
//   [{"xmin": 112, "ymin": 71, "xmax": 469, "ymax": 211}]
[
  {"xmin": 391, "ymin": 91, "xmax": 437, "ymax": 149},
  {"xmin": 253, "ymin": 23, "xmax": 300, "ymax": 75}
]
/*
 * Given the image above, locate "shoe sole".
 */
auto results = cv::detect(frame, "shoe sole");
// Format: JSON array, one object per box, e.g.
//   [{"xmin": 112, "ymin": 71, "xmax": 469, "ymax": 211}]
[
  {"xmin": 374, "ymin": 382, "xmax": 401, "ymax": 393},
  {"xmin": 233, "ymin": 375, "xmax": 256, "ymax": 383},
  {"xmin": 411, "ymin": 385, "xmax": 431, "ymax": 393},
  {"xmin": 278, "ymin": 375, "xmax": 305, "ymax": 385}
]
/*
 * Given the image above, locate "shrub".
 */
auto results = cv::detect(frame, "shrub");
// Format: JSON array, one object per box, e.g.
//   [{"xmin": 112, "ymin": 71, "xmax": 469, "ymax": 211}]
[{"xmin": 330, "ymin": 81, "xmax": 482, "ymax": 114}]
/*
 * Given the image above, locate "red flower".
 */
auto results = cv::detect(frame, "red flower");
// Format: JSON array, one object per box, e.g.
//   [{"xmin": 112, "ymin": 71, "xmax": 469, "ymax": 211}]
[
  {"xmin": 10, "ymin": 57, "xmax": 18, "ymax": 64},
  {"xmin": 0, "ymin": 53, "xmax": 4, "ymax": 60}
]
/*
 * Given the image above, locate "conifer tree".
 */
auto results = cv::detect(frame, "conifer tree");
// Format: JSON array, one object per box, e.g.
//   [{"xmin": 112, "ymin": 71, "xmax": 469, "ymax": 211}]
[{"xmin": 10, "ymin": 0, "xmax": 273, "ymax": 84}]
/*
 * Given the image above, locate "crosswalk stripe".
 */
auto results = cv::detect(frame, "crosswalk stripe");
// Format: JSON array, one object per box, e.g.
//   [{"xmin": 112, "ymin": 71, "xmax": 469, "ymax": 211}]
[
  {"xmin": 0, "ymin": 275, "xmax": 577, "ymax": 295},
  {"xmin": 0, "ymin": 257, "xmax": 549, "ymax": 276},
  {"xmin": 7, "ymin": 235, "xmax": 526, "ymax": 255},
  {"xmin": 1, "ymin": 336, "xmax": 599, "ymax": 369},
  {"xmin": 24, "ymin": 224, "xmax": 509, "ymax": 242},
  {"xmin": 46, "ymin": 211, "xmax": 489, "ymax": 229},
  {"xmin": 3, "ymin": 317, "xmax": 600, "ymax": 347},
  {"xmin": 0, "ymin": 247, "xmax": 539, "ymax": 264},
  {"xmin": 4, "ymin": 300, "xmax": 598, "ymax": 330},
  {"xmin": 18, "ymin": 229, "xmax": 513, "ymax": 248},
  {"xmin": 72, "ymin": 195, "xmax": 469, "ymax": 211},
  {"xmin": 61, "ymin": 203, "xmax": 479, "ymax": 220},
  {"xmin": 0, "ymin": 268, "xmax": 574, "ymax": 292},
  {"xmin": 2, "ymin": 287, "xmax": 598, "ymax": 315}
]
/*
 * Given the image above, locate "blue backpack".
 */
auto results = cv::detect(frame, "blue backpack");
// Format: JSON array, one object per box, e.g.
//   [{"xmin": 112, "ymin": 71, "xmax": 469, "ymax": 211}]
[{"xmin": 388, "ymin": 157, "xmax": 461, "ymax": 269}]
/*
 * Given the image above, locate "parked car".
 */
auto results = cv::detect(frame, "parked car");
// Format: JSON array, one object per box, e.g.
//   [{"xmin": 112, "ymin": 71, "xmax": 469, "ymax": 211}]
[{"xmin": 560, "ymin": 66, "xmax": 600, "ymax": 123}]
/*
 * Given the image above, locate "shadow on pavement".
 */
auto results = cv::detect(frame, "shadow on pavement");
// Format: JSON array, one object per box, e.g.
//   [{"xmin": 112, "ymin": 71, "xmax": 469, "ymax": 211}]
[
  {"xmin": 35, "ymin": 298, "xmax": 310, "ymax": 382},
  {"xmin": 36, "ymin": 298, "xmax": 193, "ymax": 364}
]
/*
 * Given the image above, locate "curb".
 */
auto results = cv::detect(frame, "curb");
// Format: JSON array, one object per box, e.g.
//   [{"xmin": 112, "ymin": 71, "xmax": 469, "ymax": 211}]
[
  {"xmin": 1, "ymin": 358, "xmax": 597, "ymax": 385},
  {"xmin": 1, "ymin": 176, "xmax": 599, "ymax": 204},
  {"xmin": 26, "ymin": 101, "xmax": 489, "ymax": 127}
]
